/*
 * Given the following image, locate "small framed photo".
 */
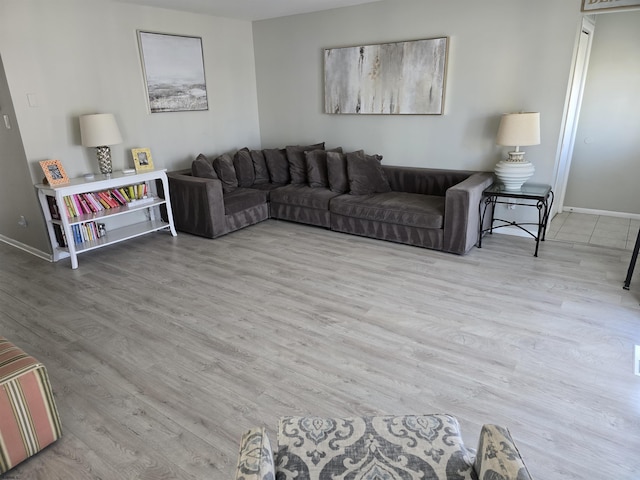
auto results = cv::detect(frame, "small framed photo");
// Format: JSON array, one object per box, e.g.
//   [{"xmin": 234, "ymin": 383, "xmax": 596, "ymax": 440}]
[
  {"xmin": 40, "ymin": 159, "xmax": 69, "ymax": 185},
  {"xmin": 131, "ymin": 148, "xmax": 154, "ymax": 172}
]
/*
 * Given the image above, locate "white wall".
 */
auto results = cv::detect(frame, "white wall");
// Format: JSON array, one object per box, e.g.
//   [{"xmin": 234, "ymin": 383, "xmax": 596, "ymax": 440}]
[
  {"xmin": 564, "ymin": 11, "xmax": 640, "ymax": 214},
  {"xmin": 253, "ymin": 0, "xmax": 583, "ymax": 183},
  {"xmin": 0, "ymin": 55, "xmax": 50, "ymax": 253},
  {"xmin": 0, "ymin": 0, "xmax": 261, "ymax": 253}
]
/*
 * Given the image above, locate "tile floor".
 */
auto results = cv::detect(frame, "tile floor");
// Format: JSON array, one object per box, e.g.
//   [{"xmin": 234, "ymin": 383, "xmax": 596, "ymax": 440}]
[{"xmin": 547, "ymin": 212, "xmax": 640, "ymax": 250}]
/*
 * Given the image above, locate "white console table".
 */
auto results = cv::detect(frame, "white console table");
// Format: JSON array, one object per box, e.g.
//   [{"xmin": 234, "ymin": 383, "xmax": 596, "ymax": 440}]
[{"xmin": 36, "ymin": 169, "xmax": 177, "ymax": 269}]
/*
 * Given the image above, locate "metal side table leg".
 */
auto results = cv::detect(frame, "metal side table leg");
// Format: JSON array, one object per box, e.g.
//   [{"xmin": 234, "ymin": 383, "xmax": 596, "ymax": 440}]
[{"xmin": 623, "ymin": 229, "xmax": 640, "ymax": 290}]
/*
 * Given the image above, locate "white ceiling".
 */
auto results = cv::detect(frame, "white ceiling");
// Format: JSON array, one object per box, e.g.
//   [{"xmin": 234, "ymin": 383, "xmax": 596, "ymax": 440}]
[{"xmin": 111, "ymin": 0, "xmax": 384, "ymax": 21}]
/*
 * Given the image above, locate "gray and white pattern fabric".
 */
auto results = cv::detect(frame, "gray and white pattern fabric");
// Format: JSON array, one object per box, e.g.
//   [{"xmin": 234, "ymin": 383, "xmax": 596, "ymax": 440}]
[
  {"xmin": 475, "ymin": 425, "xmax": 532, "ymax": 480},
  {"xmin": 276, "ymin": 415, "xmax": 477, "ymax": 480},
  {"xmin": 236, "ymin": 428, "xmax": 275, "ymax": 480}
]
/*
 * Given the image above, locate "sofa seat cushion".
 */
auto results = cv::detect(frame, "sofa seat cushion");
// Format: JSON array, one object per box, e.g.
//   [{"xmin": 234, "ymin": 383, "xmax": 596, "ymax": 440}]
[
  {"xmin": 276, "ymin": 415, "xmax": 475, "ymax": 480},
  {"xmin": 330, "ymin": 192, "xmax": 445, "ymax": 229},
  {"xmin": 224, "ymin": 188, "xmax": 268, "ymax": 215},
  {"xmin": 248, "ymin": 183, "xmax": 282, "ymax": 192},
  {"xmin": 271, "ymin": 185, "xmax": 341, "ymax": 210}
]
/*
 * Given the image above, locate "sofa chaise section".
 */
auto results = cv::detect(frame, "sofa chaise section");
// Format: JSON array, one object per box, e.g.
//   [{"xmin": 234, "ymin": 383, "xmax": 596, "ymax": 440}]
[
  {"xmin": 167, "ymin": 169, "xmax": 269, "ymax": 239},
  {"xmin": 330, "ymin": 166, "xmax": 494, "ymax": 254}
]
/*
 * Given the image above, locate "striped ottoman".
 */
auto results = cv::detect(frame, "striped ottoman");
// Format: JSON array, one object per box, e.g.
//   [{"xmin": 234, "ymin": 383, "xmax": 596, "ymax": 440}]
[{"xmin": 0, "ymin": 336, "xmax": 62, "ymax": 474}]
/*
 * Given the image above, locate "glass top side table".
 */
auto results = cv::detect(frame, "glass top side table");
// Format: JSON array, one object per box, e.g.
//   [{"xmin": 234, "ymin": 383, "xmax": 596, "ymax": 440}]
[{"xmin": 477, "ymin": 182, "xmax": 554, "ymax": 257}]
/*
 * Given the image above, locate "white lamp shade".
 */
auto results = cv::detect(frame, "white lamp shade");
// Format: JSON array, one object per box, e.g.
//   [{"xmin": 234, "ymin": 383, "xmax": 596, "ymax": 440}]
[
  {"xmin": 496, "ymin": 112, "xmax": 540, "ymax": 147},
  {"xmin": 79, "ymin": 113, "xmax": 123, "ymax": 147}
]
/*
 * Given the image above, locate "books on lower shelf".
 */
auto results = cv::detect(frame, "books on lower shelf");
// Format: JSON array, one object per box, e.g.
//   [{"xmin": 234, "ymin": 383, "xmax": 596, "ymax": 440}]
[
  {"xmin": 55, "ymin": 182, "xmax": 150, "ymax": 218},
  {"xmin": 70, "ymin": 221, "xmax": 107, "ymax": 245},
  {"xmin": 52, "ymin": 224, "xmax": 67, "ymax": 248}
]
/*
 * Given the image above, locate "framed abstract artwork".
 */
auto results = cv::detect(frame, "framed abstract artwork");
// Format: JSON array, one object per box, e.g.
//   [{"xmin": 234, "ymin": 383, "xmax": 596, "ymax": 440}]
[
  {"xmin": 324, "ymin": 37, "xmax": 449, "ymax": 115},
  {"xmin": 137, "ymin": 31, "xmax": 208, "ymax": 113},
  {"xmin": 582, "ymin": 0, "xmax": 640, "ymax": 11}
]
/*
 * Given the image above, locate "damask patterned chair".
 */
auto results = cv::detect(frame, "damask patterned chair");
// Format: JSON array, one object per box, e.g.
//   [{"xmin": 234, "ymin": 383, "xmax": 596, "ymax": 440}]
[
  {"xmin": 0, "ymin": 337, "xmax": 62, "ymax": 474},
  {"xmin": 235, "ymin": 414, "xmax": 532, "ymax": 480}
]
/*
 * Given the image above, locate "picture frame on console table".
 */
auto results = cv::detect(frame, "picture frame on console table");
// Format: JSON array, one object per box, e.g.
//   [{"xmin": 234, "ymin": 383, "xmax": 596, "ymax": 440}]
[
  {"xmin": 39, "ymin": 159, "xmax": 69, "ymax": 186},
  {"xmin": 131, "ymin": 148, "xmax": 154, "ymax": 173},
  {"xmin": 582, "ymin": 0, "xmax": 640, "ymax": 11}
]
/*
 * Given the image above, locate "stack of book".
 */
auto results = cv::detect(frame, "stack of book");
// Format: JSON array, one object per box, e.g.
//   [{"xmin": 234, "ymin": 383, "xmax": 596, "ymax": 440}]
[
  {"xmin": 45, "ymin": 182, "xmax": 151, "ymax": 248},
  {"xmin": 61, "ymin": 183, "xmax": 149, "ymax": 218},
  {"xmin": 70, "ymin": 222, "xmax": 106, "ymax": 245}
]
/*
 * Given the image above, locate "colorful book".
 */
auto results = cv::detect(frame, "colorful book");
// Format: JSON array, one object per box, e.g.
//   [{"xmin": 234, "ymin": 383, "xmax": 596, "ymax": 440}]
[
  {"xmin": 118, "ymin": 187, "xmax": 130, "ymax": 202},
  {"xmin": 82, "ymin": 193, "xmax": 100, "ymax": 212},
  {"xmin": 63, "ymin": 196, "xmax": 77, "ymax": 217},
  {"xmin": 110, "ymin": 189, "xmax": 128, "ymax": 205},
  {"xmin": 72, "ymin": 195, "xmax": 85, "ymax": 216},
  {"xmin": 77, "ymin": 195, "xmax": 92, "ymax": 215}
]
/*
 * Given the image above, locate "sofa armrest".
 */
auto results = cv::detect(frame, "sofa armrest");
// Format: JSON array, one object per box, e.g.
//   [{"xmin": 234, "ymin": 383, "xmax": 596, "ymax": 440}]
[
  {"xmin": 474, "ymin": 424, "xmax": 532, "ymax": 480},
  {"xmin": 443, "ymin": 172, "xmax": 494, "ymax": 254},
  {"xmin": 167, "ymin": 171, "xmax": 227, "ymax": 238},
  {"xmin": 235, "ymin": 427, "xmax": 275, "ymax": 480}
]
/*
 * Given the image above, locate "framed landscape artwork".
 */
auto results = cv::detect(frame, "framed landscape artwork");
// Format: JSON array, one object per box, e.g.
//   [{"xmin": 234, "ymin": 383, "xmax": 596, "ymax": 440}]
[
  {"xmin": 324, "ymin": 37, "xmax": 449, "ymax": 115},
  {"xmin": 137, "ymin": 31, "xmax": 208, "ymax": 113},
  {"xmin": 582, "ymin": 0, "xmax": 640, "ymax": 11}
]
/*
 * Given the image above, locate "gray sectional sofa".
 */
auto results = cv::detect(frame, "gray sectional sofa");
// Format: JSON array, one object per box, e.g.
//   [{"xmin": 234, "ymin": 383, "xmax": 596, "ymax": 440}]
[{"xmin": 167, "ymin": 144, "xmax": 494, "ymax": 254}]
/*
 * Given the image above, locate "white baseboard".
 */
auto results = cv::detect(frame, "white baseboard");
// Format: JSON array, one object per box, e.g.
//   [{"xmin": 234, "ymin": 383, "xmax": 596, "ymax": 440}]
[
  {"xmin": 562, "ymin": 206, "xmax": 640, "ymax": 221},
  {"xmin": 0, "ymin": 235, "xmax": 52, "ymax": 262}
]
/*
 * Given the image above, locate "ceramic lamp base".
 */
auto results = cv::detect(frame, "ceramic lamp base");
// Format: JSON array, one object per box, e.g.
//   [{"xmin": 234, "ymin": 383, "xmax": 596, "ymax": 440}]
[
  {"xmin": 494, "ymin": 158, "xmax": 535, "ymax": 191},
  {"xmin": 96, "ymin": 146, "xmax": 112, "ymax": 174}
]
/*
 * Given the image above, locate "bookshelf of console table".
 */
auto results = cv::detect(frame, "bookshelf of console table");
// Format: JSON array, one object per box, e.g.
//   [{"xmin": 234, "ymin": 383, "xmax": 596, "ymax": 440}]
[{"xmin": 36, "ymin": 169, "xmax": 177, "ymax": 269}]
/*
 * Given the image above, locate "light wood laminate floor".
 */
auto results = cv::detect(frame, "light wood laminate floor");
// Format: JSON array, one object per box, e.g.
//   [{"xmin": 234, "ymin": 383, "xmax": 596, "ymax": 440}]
[{"xmin": 0, "ymin": 220, "xmax": 639, "ymax": 480}]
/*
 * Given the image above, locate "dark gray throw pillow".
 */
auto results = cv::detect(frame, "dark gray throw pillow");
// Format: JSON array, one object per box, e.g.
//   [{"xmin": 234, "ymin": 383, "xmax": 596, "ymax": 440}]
[
  {"xmin": 286, "ymin": 142, "xmax": 325, "ymax": 185},
  {"xmin": 212, "ymin": 153, "xmax": 238, "ymax": 193},
  {"xmin": 306, "ymin": 147, "xmax": 343, "ymax": 188},
  {"xmin": 326, "ymin": 151, "xmax": 349, "ymax": 194},
  {"xmin": 250, "ymin": 150, "xmax": 270, "ymax": 184},
  {"xmin": 346, "ymin": 150, "xmax": 391, "ymax": 195},
  {"xmin": 263, "ymin": 148, "xmax": 290, "ymax": 185},
  {"xmin": 191, "ymin": 153, "xmax": 218, "ymax": 179},
  {"xmin": 234, "ymin": 148, "xmax": 256, "ymax": 188}
]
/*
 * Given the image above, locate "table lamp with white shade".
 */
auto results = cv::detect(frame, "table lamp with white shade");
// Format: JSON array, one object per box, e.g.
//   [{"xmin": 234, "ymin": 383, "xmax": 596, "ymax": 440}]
[
  {"xmin": 494, "ymin": 112, "xmax": 540, "ymax": 191},
  {"xmin": 79, "ymin": 113, "xmax": 123, "ymax": 175}
]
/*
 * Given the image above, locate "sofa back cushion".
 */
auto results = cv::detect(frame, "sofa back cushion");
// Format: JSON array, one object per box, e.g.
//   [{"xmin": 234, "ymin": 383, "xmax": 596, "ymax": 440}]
[
  {"xmin": 213, "ymin": 153, "xmax": 238, "ymax": 193},
  {"xmin": 346, "ymin": 150, "xmax": 391, "ymax": 195},
  {"xmin": 191, "ymin": 154, "xmax": 218, "ymax": 180},
  {"xmin": 326, "ymin": 151, "xmax": 349, "ymax": 194},
  {"xmin": 286, "ymin": 142, "xmax": 325, "ymax": 185},
  {"xmin": 306, "ymin": 147, "xmax": 343, "ymax": 188},
  {"xmin": 250, "ymin": 150, "xmax": 270, "ymax": 185},
  {"xmin": 264, "ymin": 148, "xmax": 290, "ymax": 185},
  {"xmin": 234, "ymin": 148, "xmax": 256, "ymax": 188}
]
